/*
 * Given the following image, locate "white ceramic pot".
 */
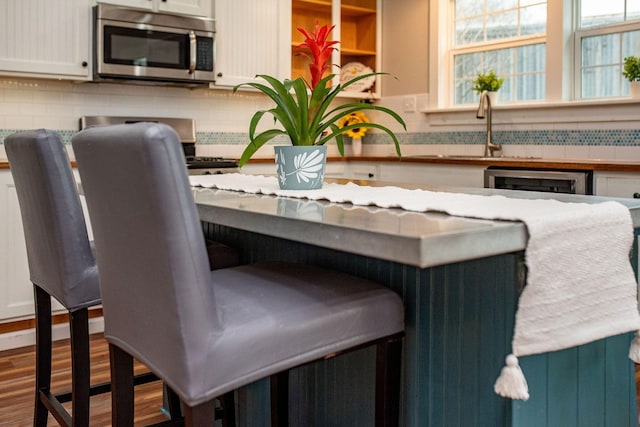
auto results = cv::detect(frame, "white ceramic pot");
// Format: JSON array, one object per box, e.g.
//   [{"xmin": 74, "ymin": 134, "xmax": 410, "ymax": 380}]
[
  {"xmin": 352, "ymin": 137, "xmax": 362, "ymax": 156},
  {"xmin": 487, "ymin": 91, "xmax": 499, "ymax": 105},
  {"xmin": 630, "ymin": 81, "xmax": 640, "ymax": 99}
]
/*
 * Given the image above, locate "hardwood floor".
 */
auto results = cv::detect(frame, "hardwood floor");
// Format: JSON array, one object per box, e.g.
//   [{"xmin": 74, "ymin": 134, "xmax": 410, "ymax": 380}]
[
  {"xmin": 1, "ymin": 333, "xmax": 640, "ymax": 426},
  {"xmin": 0, "ymin": 333, "xmax": 168, "ymax": 426}
]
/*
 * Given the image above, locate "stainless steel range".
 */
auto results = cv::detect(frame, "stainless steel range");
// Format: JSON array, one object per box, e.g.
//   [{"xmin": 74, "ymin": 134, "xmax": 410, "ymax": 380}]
[{"xmin": 79, "ymin": 116, "xmax": 239, "ymax": 175}]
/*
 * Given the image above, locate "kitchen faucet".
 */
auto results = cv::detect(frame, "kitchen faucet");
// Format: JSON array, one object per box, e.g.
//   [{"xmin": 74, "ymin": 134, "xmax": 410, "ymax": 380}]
[{"xmin": 476, "ymin": 90, "xmax": 502, "ymax": 157}]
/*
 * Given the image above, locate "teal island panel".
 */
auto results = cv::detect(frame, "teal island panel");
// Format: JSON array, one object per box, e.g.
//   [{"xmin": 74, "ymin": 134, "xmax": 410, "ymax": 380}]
[{"xmin": 201, "ymin": 222, "xmax": 638, "ymax": 427}]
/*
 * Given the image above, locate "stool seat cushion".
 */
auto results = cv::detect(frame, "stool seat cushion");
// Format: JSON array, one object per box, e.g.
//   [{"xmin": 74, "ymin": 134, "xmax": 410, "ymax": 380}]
[{"xmin": 110, "ymin": 261, "xmax": 403, "ymax": 407}]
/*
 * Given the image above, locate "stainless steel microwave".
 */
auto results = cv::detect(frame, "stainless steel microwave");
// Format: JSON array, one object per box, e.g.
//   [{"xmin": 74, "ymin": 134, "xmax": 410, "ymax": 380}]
[{"xmin": 93, "ymin": 4, "xmax": 215, "ymax": 86}]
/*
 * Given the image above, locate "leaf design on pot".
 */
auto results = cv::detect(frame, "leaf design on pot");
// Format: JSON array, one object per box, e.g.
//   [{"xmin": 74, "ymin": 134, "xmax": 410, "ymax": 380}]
[
  {"xmin": 288, "ymin": 149, "xmax": 325, "ymax": 183},
  {"xmin": 277, "ymin": 153, "xmax": 287, "ymax": 185}
]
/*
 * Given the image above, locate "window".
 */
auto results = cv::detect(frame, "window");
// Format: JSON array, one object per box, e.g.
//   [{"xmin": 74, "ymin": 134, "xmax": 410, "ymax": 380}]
[
  {"xmin": 577, "ymin": 1, "xmax": 640, "ymax": 98},
  {"xmin": 451, "ymin": 0, "xmax": 547, "ymax": 104},
  {"xmin": 430, "ymin": 0, "xmax": 640, "ymax": 107}
]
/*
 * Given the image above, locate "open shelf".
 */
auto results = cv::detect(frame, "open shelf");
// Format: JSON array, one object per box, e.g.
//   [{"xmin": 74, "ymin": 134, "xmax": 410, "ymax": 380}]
[
  {"xmin": 292, "ymin": 0, "xmax": 332, "ymax": 13},
  {"xmin": 342, "ymin": 4, "xmax": 376, "ymax": 17},
  {"xmin": 291, "ymin": 0, "xmax": 378, "ymax": 97}
]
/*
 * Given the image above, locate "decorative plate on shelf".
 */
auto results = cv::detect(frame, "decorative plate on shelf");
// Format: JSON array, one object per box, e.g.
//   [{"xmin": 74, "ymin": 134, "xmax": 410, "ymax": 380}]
[{"xmin": 340, "ymin": 62, "xmax": 375, "ymax": 92}]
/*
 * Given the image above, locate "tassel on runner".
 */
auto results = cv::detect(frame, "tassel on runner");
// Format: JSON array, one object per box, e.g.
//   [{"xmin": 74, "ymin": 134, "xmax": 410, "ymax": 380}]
[{"xmin": 494, "ymin": 354, "xmax": 530, "ymax": 401}]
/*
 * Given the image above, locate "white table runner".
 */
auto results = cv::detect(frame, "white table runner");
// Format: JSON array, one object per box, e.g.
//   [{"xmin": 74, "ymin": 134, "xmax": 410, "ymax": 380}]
[{"xmin": 190, "ymin": 173, "xmax": 640, "ymax": 400}]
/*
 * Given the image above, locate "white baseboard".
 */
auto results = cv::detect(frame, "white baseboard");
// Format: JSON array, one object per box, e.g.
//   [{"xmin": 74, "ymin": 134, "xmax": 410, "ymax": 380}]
[{"xmin": 0, "ymin": 317, "xmax": 105, "ymax": 352}]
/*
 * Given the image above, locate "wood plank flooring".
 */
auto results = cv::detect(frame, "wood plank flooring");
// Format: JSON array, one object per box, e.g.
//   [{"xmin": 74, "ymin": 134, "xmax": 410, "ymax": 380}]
[
  {"xmin": 1, "ymin": 333, "xmax": 640, "ymax": 426},
  {"xmin": 0, "ymin": 333, "xmax": 168, "ymax": 426}
]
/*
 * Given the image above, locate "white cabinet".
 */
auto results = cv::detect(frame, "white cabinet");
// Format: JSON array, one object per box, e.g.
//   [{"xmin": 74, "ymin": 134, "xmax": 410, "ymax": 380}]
[
  {"xmin": 594, "ymin": 172, "xmax": 640, "ymax": 199},
  {"xmin": 98, "ymin": 0, "xmax": 152, "ymax": 9},
  {"xmin": 0, "ymin": 170, "xmax": 89, "ymax": 321},
  {"xmin": 379, "ymin": 163, "xmax": 486, "ymax": 188},
  {"xmin": 213, "ymin": 0, "xmax": 290, "ymax": 87},
  {"xmin": 345, "ymin": 162, "xmax": 379, "ymax": 180},
  {"xmin": 0, "ymin": 170, "xmax": 36, "ymax": 320},
  {"xmin": 242, "ymin": 161, "xmax": 487, "ymax": 187},
  {"xmin": 98, "ymin": 0, "xmax": 213, "ymax": 17},
  {"xmin": 239, "ymin": 161, "xmax": 347, "ymax": 178},
  {"xmin": 158, "ymin": 0, "xmax": 212, "ymax": 16},
  {"xmin": 0, "ymin": 0, "xmax": 91, "ymax": 80}
]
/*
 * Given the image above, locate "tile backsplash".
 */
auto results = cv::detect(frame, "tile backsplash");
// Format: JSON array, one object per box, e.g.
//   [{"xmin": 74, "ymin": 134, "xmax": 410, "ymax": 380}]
[{"xmin": 1, "ymin": 78, "xmax": 640, "ymax": 161}]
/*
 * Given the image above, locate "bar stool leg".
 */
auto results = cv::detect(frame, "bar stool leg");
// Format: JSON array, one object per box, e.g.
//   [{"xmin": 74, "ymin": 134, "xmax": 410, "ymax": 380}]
[
  {"xmin": 375, "ymin": 336, "xmax": 403, "ymax": 427},
  {"xmin": 69, "ymin": 308, "xmax": 90, "ymax": 427},
  {"xmin": 33, "ymin": 285, "xmax": 52, "ymax": 427},
  {"xmin": 270, "ymin": 371, "xmax": 289, "ymax": 427},
  {"xmin": 110, "ymin": 344, "xmax": 135, "ymax": 427},
  {"xmin": 184, "ymin": 400, "xmax": 217, "ymax": 427},
  {"xmin": 221, "ymin": 391, "xmax": 237, "ymax": 427}
]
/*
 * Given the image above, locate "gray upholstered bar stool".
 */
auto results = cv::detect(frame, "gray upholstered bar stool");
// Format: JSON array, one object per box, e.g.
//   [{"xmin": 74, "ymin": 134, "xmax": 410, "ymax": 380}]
[
  {"xmin": 5, "ymin": 129, "xmax": 163, "ymax": 426},
  {"xmin": 5, "ymin": 129, "xmax": 238, "ymax": 426},
  {"xmin": 72, "ymin": 122, "xmax": 405, "ymax": 427}
]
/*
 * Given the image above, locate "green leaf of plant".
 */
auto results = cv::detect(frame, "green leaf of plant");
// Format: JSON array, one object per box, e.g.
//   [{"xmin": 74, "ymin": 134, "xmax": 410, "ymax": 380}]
[
  {"xmin": 238, "ymin": 128, "xmax": 287, "ymax": 167},
  {"xmin": 318, "ymin": 122, "xmax": 403, "ymax": 158}
]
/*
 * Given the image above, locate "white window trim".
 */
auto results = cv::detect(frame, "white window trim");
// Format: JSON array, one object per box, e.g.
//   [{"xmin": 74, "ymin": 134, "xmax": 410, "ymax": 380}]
[
  {"xmin": 574, "ymin": 20, "xmax": 640, "ymax": 100},
  {"xmin": 422, "ymin": 0, "xmax": 640, "ymax": 129}
]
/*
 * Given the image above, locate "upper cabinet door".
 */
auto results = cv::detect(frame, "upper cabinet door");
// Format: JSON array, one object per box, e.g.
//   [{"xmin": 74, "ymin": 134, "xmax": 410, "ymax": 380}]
[
  {"xmin": 96, "ymin": 0, "xmax": 212, "ymax": 17},
  {"xmin": 213, "ymin": 0, "xmax": 291, "ymax": 87},
  {"xmin": 97, "ymin": 0, "xmax": 154, "ymax": 9},
  {"xmin": 158, "ymin": 0, "xmax": 213, "ymax": 17},
  {"xmin": 0, "ymin": 0, "xmax": 91, "ymax": 80}
]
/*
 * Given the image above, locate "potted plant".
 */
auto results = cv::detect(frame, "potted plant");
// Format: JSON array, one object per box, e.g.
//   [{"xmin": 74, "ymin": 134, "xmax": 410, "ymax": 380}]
[
  {"xmin": 233, "ymin": 22, "xmax": 406, "ymax": 190},
  {"xmin": 472, "ymin": 69, "xmax": 504, "ymax": 103},
  {"xmin": 622, "ymin": 56, "xmax": 640, "ymax": 98}
]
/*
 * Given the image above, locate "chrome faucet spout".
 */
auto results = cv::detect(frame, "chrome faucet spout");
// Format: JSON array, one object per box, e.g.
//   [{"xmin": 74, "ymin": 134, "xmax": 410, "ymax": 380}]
[{"xmin": 476, "ymin": 91, "xmax": 502, "ymax": 157}]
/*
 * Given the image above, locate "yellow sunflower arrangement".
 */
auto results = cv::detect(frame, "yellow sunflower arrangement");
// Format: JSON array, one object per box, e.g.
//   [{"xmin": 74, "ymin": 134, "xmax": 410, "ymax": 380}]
[{"xmin": 338, "ymin": 111, "xmax": 370, "ymax": 138}]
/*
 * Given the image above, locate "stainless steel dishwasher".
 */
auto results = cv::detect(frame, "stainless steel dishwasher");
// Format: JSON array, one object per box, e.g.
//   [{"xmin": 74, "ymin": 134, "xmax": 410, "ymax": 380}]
[{"xmin": 484, "ymin": 168, "xmax": 593, "ymax": 195}]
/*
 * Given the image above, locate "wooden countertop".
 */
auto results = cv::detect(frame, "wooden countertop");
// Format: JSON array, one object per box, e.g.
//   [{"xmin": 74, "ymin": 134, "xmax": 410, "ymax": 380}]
[
  {"xmin": 235, "ymin": 155, "xmax": 640, "ymax": 172},
  {"xmin": 3, "ymin": 155, "xmax": 640, "ymax": 172}
]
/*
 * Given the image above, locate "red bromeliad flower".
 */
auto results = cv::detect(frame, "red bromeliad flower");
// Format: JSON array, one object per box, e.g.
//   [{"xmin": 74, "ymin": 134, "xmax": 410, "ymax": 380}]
[{"xmin": 296, "ymin": 22, "xmax": 339, "ymax": 90}]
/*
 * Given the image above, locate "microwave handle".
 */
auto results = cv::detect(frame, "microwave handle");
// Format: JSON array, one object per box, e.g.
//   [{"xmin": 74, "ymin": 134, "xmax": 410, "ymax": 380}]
[{"xmin": 188, "ymin": 30, "xmax": 196, "ymax": 74}]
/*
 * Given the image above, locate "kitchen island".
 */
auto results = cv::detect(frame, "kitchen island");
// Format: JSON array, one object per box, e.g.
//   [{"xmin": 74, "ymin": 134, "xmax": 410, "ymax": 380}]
[{"xmin": 193, "ymin": 178, "xmax": 640, "ymax": 427}]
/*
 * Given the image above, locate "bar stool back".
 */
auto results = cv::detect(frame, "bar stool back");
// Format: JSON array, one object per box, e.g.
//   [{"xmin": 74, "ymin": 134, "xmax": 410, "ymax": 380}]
[
  {"xmin": 73, "ymin": 122, "xmax": 405, "ymax": 427},
  {"xmin": 5, "ymin": 130, "xmax": 160, "ymax": 427}
]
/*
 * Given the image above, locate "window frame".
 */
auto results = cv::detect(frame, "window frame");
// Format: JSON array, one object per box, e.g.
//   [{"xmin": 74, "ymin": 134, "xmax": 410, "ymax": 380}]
[
  {"xmin": 428, "ymin": 0, "xmax": 640, "ymax": 109},
  {"xmin": 574, "ymin": 20, "xmax": 640, "ymax": 100},
  {"xmin": 449, "ymin": 1, "xmax": 548, "ymax": 106},
  {"xmin": 424, "ymin": 0, "xmax": 640, "ymax": 128}
]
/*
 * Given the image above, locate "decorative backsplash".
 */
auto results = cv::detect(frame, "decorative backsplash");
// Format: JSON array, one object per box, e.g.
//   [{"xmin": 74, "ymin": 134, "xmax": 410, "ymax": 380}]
[{"xmin": 2, "ymin": 128, "xmax": 637, "ymax": 147}]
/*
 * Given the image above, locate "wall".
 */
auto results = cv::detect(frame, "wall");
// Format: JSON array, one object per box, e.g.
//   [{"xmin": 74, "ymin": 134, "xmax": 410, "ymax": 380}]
[
  {"xmin": 1, "ymin": 0, "xmax": 640, "ymax": 164},
  {"xmin": 381, "ymin": 0, "xmax": 429, "ymax": 97},
  {"xmin": 2, "ymin": 76, "xmax": 640, "ymax": 162},
  {"xmin": 0, "ymin": 78, "xmax": 307, "ymax": 160}
]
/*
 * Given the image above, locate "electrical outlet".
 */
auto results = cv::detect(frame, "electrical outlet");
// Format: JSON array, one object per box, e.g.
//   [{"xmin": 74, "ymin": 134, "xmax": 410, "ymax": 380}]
[{"xmin": 403, "ymin": 95, "xmax": 417, "ymax": 112}]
